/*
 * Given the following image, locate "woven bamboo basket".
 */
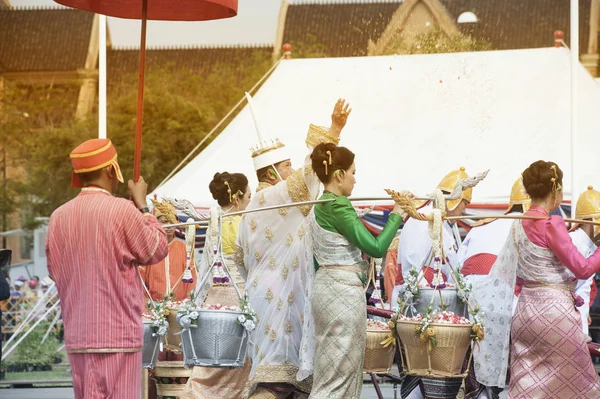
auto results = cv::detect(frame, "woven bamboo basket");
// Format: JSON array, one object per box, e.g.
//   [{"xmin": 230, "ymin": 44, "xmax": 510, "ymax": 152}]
[
  {"xmin": 178, "ymin": 309, "xmax": 248, "ymax": 368},
  {"xmin": 153, "ymin": 360, "xmax": 192, "ymax": 397},
  {"xmin": 363, "ymin": 328, "xmax": 395, "ymax": 374},
  {"xmin": 142, "ymin": 321, "xmax": 161, "ymax": 369},
  {"xmin": 421, "ymin": 375, "xmax": 464, "ymax": 398},
  {"xmin": 396, "ymin": 320, "xmax": 471, "ymax": 377},
  {"xmin": 411, "ymin": 288, "xmax": 468, "ymax": 318},
  {"xmin": 165, "ymin": 307, "xmax": 181, "ymax": 352}
]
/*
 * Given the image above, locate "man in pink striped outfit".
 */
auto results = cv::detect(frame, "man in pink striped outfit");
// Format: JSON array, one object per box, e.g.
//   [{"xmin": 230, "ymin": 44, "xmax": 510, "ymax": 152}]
[{"xmin": 46, "ymin": 138, "xmax": 169, "ymax": 399}]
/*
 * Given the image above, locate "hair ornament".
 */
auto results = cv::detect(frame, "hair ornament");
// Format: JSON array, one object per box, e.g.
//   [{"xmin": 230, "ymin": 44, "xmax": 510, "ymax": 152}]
[
  {"xmin": 224, "ymin": 181, "xmax": 233, "ymax": 203},
  {"xmin": 323, "ymin": 160, "xmax": 328, "ymax": 176},
  {"xmin": 326, "ymin": 150, "xmax": 332, "ymax": 166},
  {"xmin": 550, "ymin": 165, "xmax": 561, "ymax": 193}
]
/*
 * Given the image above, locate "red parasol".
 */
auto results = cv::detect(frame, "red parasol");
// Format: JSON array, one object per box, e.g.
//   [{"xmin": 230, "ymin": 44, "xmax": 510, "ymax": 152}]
[{"xmin": 54, "ymin": 0, "xmax": 238, "ymax": 181}]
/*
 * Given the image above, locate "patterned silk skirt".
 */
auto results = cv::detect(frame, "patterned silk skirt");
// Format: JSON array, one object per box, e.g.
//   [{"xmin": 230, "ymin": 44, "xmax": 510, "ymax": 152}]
[
  {"xmin": 509, "ymin": 287, "xmax": 600, "ymax": 398},
  {"xmin": 184, "ymin": 284, "xmax": 251, "ymax": 399},
  {"xmin": 310, "ymin": 267, "xmax": 366, "ymax": 399}
]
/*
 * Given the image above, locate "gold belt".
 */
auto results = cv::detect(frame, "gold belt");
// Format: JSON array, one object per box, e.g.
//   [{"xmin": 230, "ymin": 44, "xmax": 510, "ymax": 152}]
[
  {"xmin": 320, "ymin": 265, "xmax": 365, "ymax": 287},
  {"xmin": 320, "ymin": 265, "xmax": 364, "ymax": 274},
  {"xmin": 524, "ymin": 282, "xmax": 576, "ymax": 292}
]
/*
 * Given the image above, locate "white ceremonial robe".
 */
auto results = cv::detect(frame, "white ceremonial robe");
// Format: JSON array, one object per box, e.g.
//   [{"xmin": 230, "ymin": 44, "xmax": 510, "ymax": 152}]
[
  {"xmin": 569, "ymin": 228, "xmax": 597, "ymax": 335},
  {"xmin": 235, "ymin": 125, "xmax": 338, "ymax": 396},
  {"xmin": 458, "ymin": 214, "xmax": 519, "ymax": 289},
  {"xmin": 391, "ymin": 205, "xmax": 460, "ymax": 308}
]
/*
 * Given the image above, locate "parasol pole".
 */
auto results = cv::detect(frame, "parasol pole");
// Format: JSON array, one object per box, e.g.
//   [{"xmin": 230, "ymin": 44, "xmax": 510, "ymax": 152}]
[
  {"xmin": 570, "ymin": 0, "xmax": 580, "ymax": 218},
  {"xmin": 99, "ymin": 15, "xmax": 107, "ymax": 139},
  {"xmin": 133, "ymin": 0, "xmax": 148, "ymax": 182}
]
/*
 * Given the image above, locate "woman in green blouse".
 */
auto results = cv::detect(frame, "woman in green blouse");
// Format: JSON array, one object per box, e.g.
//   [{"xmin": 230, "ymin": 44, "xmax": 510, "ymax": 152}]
[{"xmin": 307, "ymin": 143, "xmax": 404, "ymax": 399}]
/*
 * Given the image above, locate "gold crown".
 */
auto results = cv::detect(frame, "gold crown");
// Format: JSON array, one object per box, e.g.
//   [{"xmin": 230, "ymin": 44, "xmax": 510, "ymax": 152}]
[
  {"xmin": 508, "ymin": 177, "xmax": 531, "ymax": 212},
  {"xmin": 437, "ymin": 167, "xmax": 471, "ymax": 211},
  {"xmin": 576, "ymin": 186, "xmax": 600, "ymax": 220},
  {"xmin": 250, "ymin": 139, "xmax": 285, "ymax": 158},
  {"xmin": 572, "ymin": 186, "xmax": 600, "ymax": 237},
  {"xmin": 151, "ymin": 199, "xmax": 178, "ymax": 225}
]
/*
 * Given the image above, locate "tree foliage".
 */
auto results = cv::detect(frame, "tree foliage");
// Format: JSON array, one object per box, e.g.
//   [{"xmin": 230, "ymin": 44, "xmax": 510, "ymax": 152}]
[
  {"xmin": 384, "ymin": 29, "xmax": 492, "ymax": 55},
  {"xmin": 2, "ymin": 50, "xmax": 272, "ymax": 224}
]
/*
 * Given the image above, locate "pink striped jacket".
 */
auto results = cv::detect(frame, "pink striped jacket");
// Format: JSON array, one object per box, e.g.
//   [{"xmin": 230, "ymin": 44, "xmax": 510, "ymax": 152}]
[{"xmin": 46, "ymin": 188, "xmax": 168, "ymax": 353}]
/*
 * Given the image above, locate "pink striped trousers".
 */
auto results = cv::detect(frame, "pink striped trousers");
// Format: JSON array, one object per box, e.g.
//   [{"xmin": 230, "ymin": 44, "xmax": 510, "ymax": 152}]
[{"xmin": 68, "ymin": 351, "xmax": 141, "ymax": 399}]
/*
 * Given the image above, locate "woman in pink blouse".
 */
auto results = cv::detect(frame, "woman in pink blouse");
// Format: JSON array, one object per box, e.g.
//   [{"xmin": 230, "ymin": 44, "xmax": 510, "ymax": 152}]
[{"xmin": 472, "ymin": 161, "xmax": 600, "ymax": 398}]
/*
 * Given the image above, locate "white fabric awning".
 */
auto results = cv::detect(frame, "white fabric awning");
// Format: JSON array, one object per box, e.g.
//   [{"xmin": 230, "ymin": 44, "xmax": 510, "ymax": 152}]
[{"xmin": 152, "ymin": 48, "xmax": 600, "ymax": 207}]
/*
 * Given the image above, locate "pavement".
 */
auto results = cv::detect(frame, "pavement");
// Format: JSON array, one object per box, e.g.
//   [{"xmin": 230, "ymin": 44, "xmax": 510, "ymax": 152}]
[{"xmin": 0, "ymin": 385, "xmax": 510, "ymax": 399}]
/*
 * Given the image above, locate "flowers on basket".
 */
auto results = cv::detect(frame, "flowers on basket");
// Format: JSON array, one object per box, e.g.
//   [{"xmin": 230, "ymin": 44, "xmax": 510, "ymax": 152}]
[
  {"xmin": 367, "ymin": 319, "xmax": 390, "ymax": 330},
  {"xmin": 177, "ymin": 299, "xmax": 201, "ymax": 330},
  {"xmin": 452, "ymin": 268, "xmax": 472, "ymax": 304},
  {"xmin": 413, "ymin": 311, "xmax": 437, "ymax": 346},
  {"xmin": 397, "ymin": 308, "xmax": 486, "ymax": 349},
  {"xmin": 469, "ymin": 306, "xmax": 486, "ymax": 343},
  {"xmin": 238, "ymin": 291, "xmax": 257, "ymax": 332},
  {"xmin": 368, "ymin": 319, "xmax": 395, "ymax": 348},
  {"xmin": 398, "ymin": 267, "xmax": 420, "ymax": 306},
  {"xmin": 144, "ymin": 300, "xmax": 169, "ymax": 337},
  {"xmin": 202, "ymin": 304, "xmax": 240, "ymax": 311}
]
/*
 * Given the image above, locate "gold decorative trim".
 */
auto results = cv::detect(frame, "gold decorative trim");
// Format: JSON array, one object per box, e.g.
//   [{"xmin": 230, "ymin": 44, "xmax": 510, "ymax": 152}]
[
  {"xmin": 234, "ymin": 244, "xmax": 245, "ymax": 269},
  {"xmin": 255, "ymin": 249, "xmax": 262, "ymax": 262},
  {"xmin": 265, "ymin": 226, "xmax": 274, "ymax": 241},
  {"xmin": 265, "ymin": 288, "xmax": 274, "ymax": 302},
  {"xmin": 304, "ymin": 164, "xmax": 314, "ymax": 176},
  {"xmin": 277, "ymin": 298, "xmax": 284, "ymax": 310},
  {"xmin": 256, "ymin": 182, "xmax": 272, "ymax": 193},
  {"xmin": 292, "ymin": 257, "xmax": 299, "ymax": 272},
  {"xmin": 286, "ymin": 169, "xmax": 312, "ymax": 216},
  {"xmin": 245, "ymin": 365, "xmax": 313, "ymax": 396},
  {"xmin": 285, "ymin": 233, "xmax": 294, "ymax": 247},
  {"xmin": 70, "ymin": 141, "xmax": 112, "ymax": 158},
  {"xmin": 284, "ymin": 321, "xmax": 293, "ymax": 334},
  {"xmin": 251, "ymin": 139, "xmax": 285, "ymax": 158},
  {"xmin": 269, "ymin": 256, "xmax": 276, "ymax": 270},
  {"xmin": 281, "ymin": 265, "xmax": 289, "ymax": 280},
  {"xmin": 269, "ymin": 329, "xmax": 278, "ymax": 341},
  {"xmin": 250, "ymin": 219, "xmax": 257, "ymax": 232},
  {"xmin": 305, "ymin": 124, "xmax": 340, "ymax": 148},
  {"xmin": 67, "ymin": 347, "xmax": 142, "ymax": 354},
  {"xmin": 297, "ymin": 225, "xmax": 306, "ymax": 239}
]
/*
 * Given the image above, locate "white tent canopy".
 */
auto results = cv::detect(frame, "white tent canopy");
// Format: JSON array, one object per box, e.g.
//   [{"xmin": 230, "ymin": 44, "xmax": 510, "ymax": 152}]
[{"xmin": 152, "ymin": 48, "xmax": 600, "ymax": 207}]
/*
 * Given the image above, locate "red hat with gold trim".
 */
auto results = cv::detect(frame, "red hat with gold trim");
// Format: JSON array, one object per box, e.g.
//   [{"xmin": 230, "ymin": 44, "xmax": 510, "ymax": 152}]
[{"xmin": 69, "ymin": 139, "xmax": 124, "ymax": 187}]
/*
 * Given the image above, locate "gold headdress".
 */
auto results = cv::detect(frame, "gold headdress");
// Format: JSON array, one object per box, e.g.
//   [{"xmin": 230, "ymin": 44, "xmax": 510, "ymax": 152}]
[
  {"xmin": 245, "ymin": 92, "xmax": 290, "ymax": 172},
  {"xmin": 507, "ymin": 177, "xmax": 531, "ymax": 213},
  {"xmin": 571, "ymin": 186, "xmax": 600, "ymax": 236},
  {"xmin": 437, "ymin": 167, "xmax": 472, "ymax": 211},
  {"xmin": 151, "ymin": 199, "xmax": 178, "ymax": 225}
]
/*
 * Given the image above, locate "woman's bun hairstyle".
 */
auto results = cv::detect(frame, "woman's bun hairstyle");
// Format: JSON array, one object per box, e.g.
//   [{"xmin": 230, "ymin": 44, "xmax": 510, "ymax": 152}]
[
  {"xmin": 522, "ymin": 160, "xmax": 563, "ymax": 200},
  {"xmin": 209, "ymin": 172, "xmax": 249, "ymax": 207},
  {"xmin": 311, "ymin": 143, "xmax": 355, "ymax": 184}
]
